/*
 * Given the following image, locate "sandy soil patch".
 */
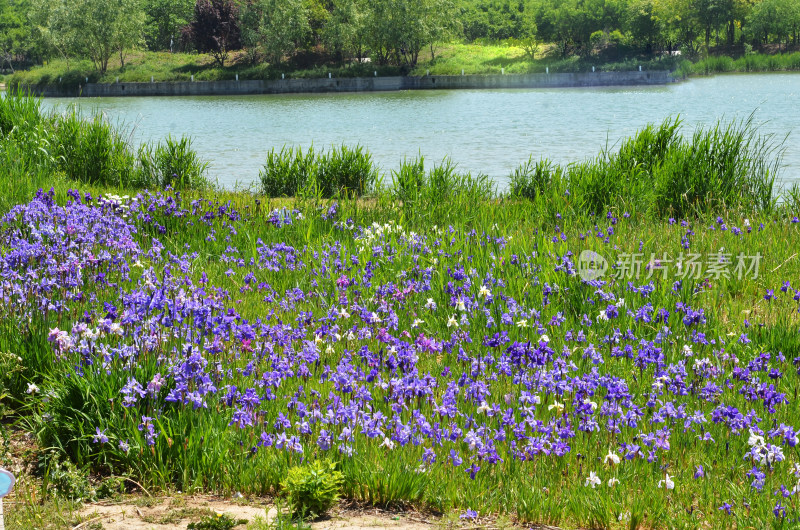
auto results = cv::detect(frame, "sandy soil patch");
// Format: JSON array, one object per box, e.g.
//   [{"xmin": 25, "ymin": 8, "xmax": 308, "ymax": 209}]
[{"xmin": 76, "ymin": 496, "xmax": 437, "ymax": 530}]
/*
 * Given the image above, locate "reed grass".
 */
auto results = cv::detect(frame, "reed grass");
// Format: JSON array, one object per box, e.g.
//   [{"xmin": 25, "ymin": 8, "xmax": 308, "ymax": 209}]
[
  {"xmin": 138, "ymin": 136, "xmax": 211, "ymax": 190},
  {"xmin": 259, "ymin": 145, "xmax": 379, "ymax": 198},
  {"xmin": 509, "ymin": 116, "xmax": 783, "ymax": 217},
  {"xmin": 692, "ymin": 52, "xmax": 800, "ymax": 75},
  {"xmin": 0, "ymin": 89, "xmax": 210, "ymax": 190}
]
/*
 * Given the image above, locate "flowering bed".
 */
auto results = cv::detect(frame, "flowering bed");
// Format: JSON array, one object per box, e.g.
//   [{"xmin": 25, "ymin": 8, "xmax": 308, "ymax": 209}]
[{"xmin": 3, "ymin": 188, "xmax": 800, "ymax": 527}]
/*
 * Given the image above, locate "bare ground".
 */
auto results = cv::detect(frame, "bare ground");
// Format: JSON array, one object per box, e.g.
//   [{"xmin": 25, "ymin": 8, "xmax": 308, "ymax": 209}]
[{"xmin": 76, "ymin": 496, "xmax": 438, "ymax": 530}]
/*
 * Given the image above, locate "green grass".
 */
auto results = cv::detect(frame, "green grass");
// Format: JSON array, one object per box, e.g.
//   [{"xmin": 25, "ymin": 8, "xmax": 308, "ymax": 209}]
[
  {"xmin": 510, "ymin": 116, "xmax": 783, "ymax": 217},
  {"xmin": 11, "ymin": 182, "xmax": 800, "ymax": 529},
  {"xmin": 260, "ymin": 145, "xmax": 379, "ymax": 199},
  {"xmin": 409, "ymin": 42, "xmax": 683, "ymax": 76}
]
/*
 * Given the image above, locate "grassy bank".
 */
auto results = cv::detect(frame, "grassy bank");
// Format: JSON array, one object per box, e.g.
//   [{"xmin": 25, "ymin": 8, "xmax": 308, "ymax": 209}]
[
  {"xmin": 7, "ymin": 43, "xmax": 800, "ymax": 91},
  {"xmin": 6, "ymin": 51, "xmax": 405, "ymax": 90},
  {"xmin": 4, "ymin": 92, "xmax": 800, "ymax": 529}
]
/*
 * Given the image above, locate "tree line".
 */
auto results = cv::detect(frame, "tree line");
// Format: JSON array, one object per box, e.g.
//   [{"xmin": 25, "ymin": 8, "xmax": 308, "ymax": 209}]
[{"xmin": 1, "ymin": 0, "xmax": 799, "ymax": 73}]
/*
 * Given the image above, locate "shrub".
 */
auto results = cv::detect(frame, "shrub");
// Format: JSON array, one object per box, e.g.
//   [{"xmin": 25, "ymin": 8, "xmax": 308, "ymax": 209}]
[
  {"xmin": 281, "ymin": 459, "xmax": 343, "ymax": 518},
  {"xmin": 40, "ymin": 451, "xmax": 96, "ymax": 502},
  {"xmin": 96, "ymin": 476, "xmax": 126, "ymax": 499}
]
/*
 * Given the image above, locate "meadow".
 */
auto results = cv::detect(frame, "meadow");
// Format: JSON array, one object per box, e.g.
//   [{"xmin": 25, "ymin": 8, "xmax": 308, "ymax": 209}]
[{"xmin": 2, "ymin": 90, "xmax": 800, "ymax": 529}]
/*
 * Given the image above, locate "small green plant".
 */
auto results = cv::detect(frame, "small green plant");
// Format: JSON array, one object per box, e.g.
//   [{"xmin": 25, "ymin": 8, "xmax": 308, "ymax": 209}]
[
  {"xmin": 281, "ymin": 459, "xmax": 343, "ymax": 518},
  {"xmin": 187, "ymin": 512, "xmax": 248, "ymax": 530},
  {"xmin": 96, "ymin": 476, "xmax": 126, "ymax": 499},
  {"xmin": 248, "ymin": 499, "xmax": 312, "ymax": 530},
  {"xmin": 40, "ymin": 450, "xmax": 96, "ymax": 502}
]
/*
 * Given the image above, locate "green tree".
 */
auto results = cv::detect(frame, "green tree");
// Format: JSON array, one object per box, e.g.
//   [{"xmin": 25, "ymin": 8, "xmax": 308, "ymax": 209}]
[
  {"xmin": 30, "ymin": 0, "xmax": 144, "ymax": 72},
  {"xmin": 304, "ymin": 0, "xmax": 330, "ymax": 47},
  {"xmin": 112, "ymin": 0, "xmax": 146, "ymax": 67},
  {"xmin": 0, "ymin": 0, "xmax": 29, "ymax": 70},
  {"xmin": 746, "ymin": 0, "xmax": 800, "ymax": 46},
  {"xmin": 695, "ymin": 0, "xmax": 731, "ymax": 49},
  {"xmin": 28, "ymin": 0, "xmax": 77, "ymax": 66},
  {"xmin": 322, "ymin": 0, "xmax": 368, "ymax": 63},
  {"xmin": 518, "ymin": 2, "xmax": 539, "ymax": 59},
  {"xmin": 366, "ymin": 0, "xmax": 457, "ymax": 67},
  {"xmin": 240, "ymin": 0, "xmax": 310, "ymax": 64},
  {"xmin": 626, "ymin": 0, "xmax": 663, "ymax": 53},
  {"xmin": 143, "ymin": 0, "xmax": 194, "ymax": 51},
  {"xmin": 531, "ymin": 0, "xmax": 608, "ymax": 56},
  {"xmin": 653, "ymin": 0, "xmax": 701, "ymax": 54}
]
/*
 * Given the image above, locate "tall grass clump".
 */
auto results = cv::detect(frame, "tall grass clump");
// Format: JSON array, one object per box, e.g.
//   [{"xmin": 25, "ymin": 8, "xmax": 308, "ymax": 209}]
[
  {"xmin": 316, "ymin": 145, "xmax": 379, "ymax": 198},
  {"xmin": 389, "ymin": 156, "xmax": 495, "ymax": 224},
  {"xmin": 51, "ymin": 110, "xmax": 139, "ymax": 187},
  {"xmin": 652, "ymin": 118, "xmax": 781, "ymax": 216},
  {"xmin": 138, "ymin": 136, "xmax": 210, "ymax": 190},
  {"xmin": 0, "ymin": 89, "xmax": 48, "ymax": 135},
  {"xmin": 561, "ymin": 118, "xmax": 681, "ymax": 213},
  {"xmin": 0, "ymin": 89, "xmax": 209, "ymax": 191},
  {"xmin": 509, "ymin": 157, "xmax": 564, "ymax": 200},
  {"xmin": 260, "ymin": 145, "xmax": 378, "ymax": 198},
  {"xmin": 510, "ymin": 116, "xmax": 782, "ymax": 217},
  {"xmin": 390, "ymin": 156, "xmax": 426, "ymax": 204},
  {"xmin": 260, "ymin": 146, "xmax": 318, "ymax": 197},
  {"xmin": 614, "ymin": 117, "xmax": 682, "ymax": 174},
  {"xmin": 698, "ymin": 55, "xmax": 736, "ymax": 74}
]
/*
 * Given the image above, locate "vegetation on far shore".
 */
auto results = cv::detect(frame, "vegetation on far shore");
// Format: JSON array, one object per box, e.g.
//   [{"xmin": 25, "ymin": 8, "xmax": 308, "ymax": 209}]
[
  {"xmin": 3, "ymin": 0, "xmax": 800, "ymax": 89},
  {"xmin": 5, "ymin": 44, "xmax": 800, "ymax": 91}
]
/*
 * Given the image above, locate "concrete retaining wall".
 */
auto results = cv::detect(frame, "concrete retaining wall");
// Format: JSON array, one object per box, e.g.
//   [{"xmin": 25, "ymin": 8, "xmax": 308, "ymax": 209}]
[{"xmin": 23, "ymin": 70, "xmax": 676, "ymax": 98}]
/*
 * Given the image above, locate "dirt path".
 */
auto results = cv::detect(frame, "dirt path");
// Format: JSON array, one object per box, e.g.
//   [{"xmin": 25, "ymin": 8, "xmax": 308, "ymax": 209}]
[{"xmin": 77, "ymin": 496, "xmax": 437, "ymax": 530}]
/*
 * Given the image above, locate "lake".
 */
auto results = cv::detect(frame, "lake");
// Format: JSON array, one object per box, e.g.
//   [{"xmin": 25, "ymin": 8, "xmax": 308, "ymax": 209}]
[{"xmin": 41, "ymin": 73, "xmax": 800, "ymax": 190}]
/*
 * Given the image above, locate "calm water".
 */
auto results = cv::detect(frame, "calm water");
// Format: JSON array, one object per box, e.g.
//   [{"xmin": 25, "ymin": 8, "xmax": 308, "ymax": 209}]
[{"xmin": 42, "ymin": 73, "xmax": 800, "ymax": 189}]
